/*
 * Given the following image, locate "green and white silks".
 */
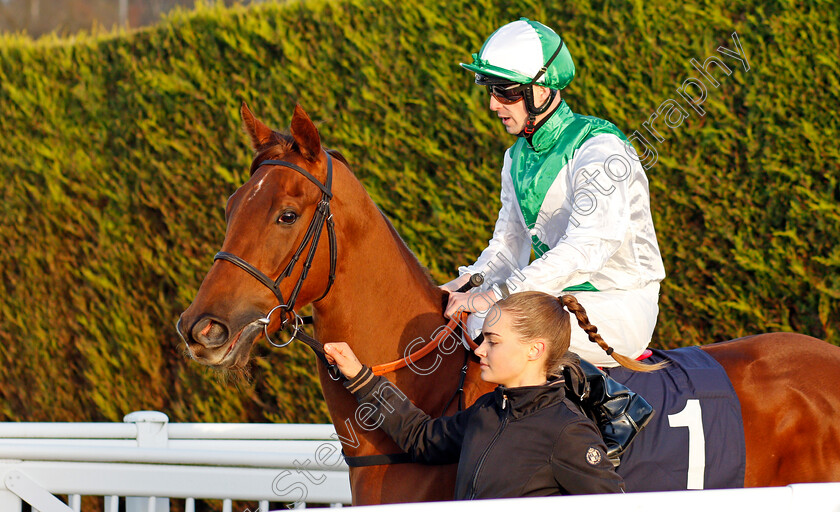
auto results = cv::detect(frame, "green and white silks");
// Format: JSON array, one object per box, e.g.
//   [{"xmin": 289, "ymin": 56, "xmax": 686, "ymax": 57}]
[
  {"xmin": 459, "ymin": 102, "xmax": 666, "ymax": 366},
  {"xmin": 510, "ymin": 100, "xmax": 629, "ymax": 262}
]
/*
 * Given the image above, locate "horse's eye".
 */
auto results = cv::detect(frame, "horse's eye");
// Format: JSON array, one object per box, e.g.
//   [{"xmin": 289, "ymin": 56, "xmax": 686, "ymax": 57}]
[{"xmin": 278, "ymin": 211, "xmax": 298, "ymax": 224}]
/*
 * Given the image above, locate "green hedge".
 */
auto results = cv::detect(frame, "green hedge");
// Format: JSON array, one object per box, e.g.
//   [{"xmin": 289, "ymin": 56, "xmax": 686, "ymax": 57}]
[{"xmin": 0, "ymin": 0, "xmax": 838, "ymax": 422}]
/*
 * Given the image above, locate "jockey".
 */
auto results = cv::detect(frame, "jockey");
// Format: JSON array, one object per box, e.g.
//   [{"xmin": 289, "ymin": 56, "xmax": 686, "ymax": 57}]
[
  {"xmin": 442, "ymin": 18, "xmax": 665, "ymax": 367},
  {"xmin": 441, "ymin": 18, "xmax": 666, "ymax": 457}
]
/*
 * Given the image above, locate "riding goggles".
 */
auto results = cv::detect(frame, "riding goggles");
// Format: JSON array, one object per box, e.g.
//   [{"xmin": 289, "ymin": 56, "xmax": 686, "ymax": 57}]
[{"xmin": 486, "ymin": 83, "xmax": 527, "ymax": 104}]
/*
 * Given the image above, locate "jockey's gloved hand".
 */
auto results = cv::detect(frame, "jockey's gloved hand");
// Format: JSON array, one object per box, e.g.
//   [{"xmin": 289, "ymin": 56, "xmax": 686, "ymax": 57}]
[
  {"xmin": 439, "ymin": 274, "xmax": 472, "ymax": 293},
  {"xmin": 444, "ymin": 289, "xmax": 500, "ymax": 320}
]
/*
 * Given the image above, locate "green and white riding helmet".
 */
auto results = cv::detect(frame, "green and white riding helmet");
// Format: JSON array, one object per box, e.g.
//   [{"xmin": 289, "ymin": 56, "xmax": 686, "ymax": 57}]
[{"xmin": 461, "ymin": 18, "xmax": 575, "ymax": 134}]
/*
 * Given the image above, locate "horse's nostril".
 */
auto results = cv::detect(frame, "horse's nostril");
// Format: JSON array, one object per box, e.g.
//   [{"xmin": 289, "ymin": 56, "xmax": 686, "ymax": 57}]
[{"xmin": 193, "ymin": 317, "xmax": 230, "ymax": 348}]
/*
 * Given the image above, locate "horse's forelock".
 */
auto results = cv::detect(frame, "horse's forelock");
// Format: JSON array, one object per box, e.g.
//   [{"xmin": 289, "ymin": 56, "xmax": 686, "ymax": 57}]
[
  {"xmin": 249, "ymin": 131, "xmax": 297, "ymax": 175},
  {"xmin": 248, "ymin": 132, "xmax": 356, "ymax": 178}
]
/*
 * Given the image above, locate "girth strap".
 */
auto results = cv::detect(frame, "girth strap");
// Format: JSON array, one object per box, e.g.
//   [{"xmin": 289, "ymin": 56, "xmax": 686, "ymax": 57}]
[{"xmin": 341, "ymin": 450, "xmax": 414, "ymax": 467}]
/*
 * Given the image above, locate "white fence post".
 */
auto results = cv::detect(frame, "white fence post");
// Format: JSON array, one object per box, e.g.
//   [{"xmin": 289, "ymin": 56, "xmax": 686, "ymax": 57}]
[
  {"xmin": 105, "ymin": 495, "xmax": 119, "ymax": 512},
  {"xmin": 124, "ymin": 411, "xmax": 170, "ymax": 512},
  {"xmin": 0, "ymin": 490, "xmax": 22, "ymax": 512}
]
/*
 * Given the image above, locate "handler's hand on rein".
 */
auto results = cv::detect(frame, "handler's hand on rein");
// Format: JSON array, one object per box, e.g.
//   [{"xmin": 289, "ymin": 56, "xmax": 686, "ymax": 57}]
[{"xmin": 324, "ymin": 342, "xmax": 363, "ymax": 380}]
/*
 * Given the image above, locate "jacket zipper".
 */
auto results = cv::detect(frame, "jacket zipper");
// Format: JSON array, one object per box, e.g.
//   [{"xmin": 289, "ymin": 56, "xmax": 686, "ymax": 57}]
[{"xmin": 467, "ymin": 394, "xmax": 510, "ymax": 499}]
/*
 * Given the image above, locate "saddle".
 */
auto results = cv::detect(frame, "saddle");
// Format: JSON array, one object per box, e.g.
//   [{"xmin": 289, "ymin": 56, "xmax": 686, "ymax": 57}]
[{"xmin": 564, "ymin": 357, "xmax": 655, "ymax": 464}]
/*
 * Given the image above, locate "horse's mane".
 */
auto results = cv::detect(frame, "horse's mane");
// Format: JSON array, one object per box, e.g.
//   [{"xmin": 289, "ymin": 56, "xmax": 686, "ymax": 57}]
[{"xmin": 377, "ymin": 207, "xmax": 437, "ymax": 288}]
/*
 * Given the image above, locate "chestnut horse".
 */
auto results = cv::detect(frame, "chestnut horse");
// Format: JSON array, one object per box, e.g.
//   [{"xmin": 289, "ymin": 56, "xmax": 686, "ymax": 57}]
[{"xmin": 178, "ymin": 104, "xmax": 840, "ymax": 505}]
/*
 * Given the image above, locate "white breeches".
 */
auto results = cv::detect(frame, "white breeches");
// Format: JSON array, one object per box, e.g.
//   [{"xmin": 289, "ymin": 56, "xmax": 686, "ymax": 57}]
[{"xmin": 465, "ymin": 282, "xmax": 661, "ymax": 367}]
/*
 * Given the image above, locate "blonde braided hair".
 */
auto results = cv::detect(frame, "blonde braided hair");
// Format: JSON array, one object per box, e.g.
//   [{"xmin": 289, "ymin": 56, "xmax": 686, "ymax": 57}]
[
  {"xmin": 494, "ymin": 291, "xmax": 665, "ymax": 375},
  {"xmin": 560, "ymin": 294, "xmax": 666, "ymax": 372}
]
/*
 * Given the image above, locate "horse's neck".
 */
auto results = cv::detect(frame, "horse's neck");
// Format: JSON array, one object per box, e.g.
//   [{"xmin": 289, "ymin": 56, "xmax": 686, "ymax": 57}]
[
  {"xmin": 313, "ymin": 201, "xmax": 444, "ymax": 367},
  {"xmin": 305, "ymin": 171, "xmax": 491, "ymax": 505},
  {"xmin": 308, "ymin": 179, "xmax": 462, "ymax": 445}
]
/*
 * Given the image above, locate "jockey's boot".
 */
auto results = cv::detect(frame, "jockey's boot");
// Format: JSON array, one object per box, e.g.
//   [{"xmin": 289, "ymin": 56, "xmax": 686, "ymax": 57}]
[{"xmin": 578, "ymin": 359, "xmax": 655, "ymax": 463}]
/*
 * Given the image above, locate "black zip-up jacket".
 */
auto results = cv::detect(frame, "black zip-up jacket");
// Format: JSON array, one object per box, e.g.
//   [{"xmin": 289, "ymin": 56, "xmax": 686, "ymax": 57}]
[{"xmin": 345, "ymin": 366, "xmax": 625, "ymax": 499}]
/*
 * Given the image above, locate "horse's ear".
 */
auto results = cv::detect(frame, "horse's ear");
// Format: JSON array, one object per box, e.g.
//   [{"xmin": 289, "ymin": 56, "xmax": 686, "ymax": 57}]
[
  {"xmin": 240, "ymin": 101, "xmax": 274, "ymax": 149},
  {"xmin": 290, "ymin": 104, "xmax": 321, "ymax": 161}
]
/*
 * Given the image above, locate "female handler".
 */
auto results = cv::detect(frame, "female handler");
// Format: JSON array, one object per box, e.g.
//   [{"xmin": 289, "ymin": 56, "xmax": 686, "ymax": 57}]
[{"xmin": 325, "ymin": 292, "xmax": 660, "ymax": 499}]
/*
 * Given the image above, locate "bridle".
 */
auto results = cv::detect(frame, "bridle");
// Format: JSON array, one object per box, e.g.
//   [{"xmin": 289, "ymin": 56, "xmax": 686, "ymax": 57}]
[{"xmin": 214, "ymin": 153, "xmax": 337, "ymax": 354}]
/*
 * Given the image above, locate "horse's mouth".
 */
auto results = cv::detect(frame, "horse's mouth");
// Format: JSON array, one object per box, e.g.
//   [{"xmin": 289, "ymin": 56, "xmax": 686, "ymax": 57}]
[{"xmin": 201, "ymin": 320, "xmax": 264, "ymax": 369}]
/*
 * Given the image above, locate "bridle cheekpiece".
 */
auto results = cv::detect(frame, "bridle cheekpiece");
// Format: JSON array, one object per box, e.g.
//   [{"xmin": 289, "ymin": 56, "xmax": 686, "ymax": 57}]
[{"xmin": 213, "ymin": 153, "xmax": 337, "ymax": 351}]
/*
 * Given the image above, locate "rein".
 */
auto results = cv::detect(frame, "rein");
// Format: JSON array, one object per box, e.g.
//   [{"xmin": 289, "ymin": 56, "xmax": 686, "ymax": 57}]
[
  {"xmin": 371, "ymin": 313, "xmax": 477, "ymax": 375},
  {"xmin": 343, "ymin": 313, "xmax": 478, "ymax": 468}
]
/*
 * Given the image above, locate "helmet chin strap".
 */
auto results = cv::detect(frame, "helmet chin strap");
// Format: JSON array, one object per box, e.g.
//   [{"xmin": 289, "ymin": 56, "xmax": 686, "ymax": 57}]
[
  {"xmin": 518, "ymin": 39, "xmax": 565, "ymax": 137},
  {"xmin": 520, "ymin": 87, "xmax": 558, "ymax": 137}
]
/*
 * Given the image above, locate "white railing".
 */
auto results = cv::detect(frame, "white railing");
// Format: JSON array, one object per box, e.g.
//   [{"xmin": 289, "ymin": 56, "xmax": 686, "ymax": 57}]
[
  {"xmin": 4, "ymin": 411, "xmax": 839, "ymax": 512},
  {"xmin": 0, "ymin": 411, "xmax": 351, "ymax": 511}
]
